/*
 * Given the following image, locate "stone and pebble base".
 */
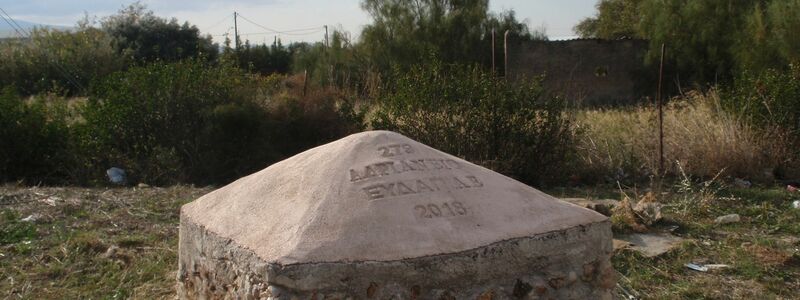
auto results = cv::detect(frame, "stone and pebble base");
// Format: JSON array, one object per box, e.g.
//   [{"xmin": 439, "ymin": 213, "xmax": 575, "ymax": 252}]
[{"xmin": 177, "ymin": 216, "xmax": 615, "ymax": 300}]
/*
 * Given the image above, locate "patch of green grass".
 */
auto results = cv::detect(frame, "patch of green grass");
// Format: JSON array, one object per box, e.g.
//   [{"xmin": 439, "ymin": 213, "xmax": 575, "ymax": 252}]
[
  {"xmin": 0, "ymin": 210, "xmax": 37, "ymax": 245},
  {"xmin": 0, "ymin": 186, "xmax": 210, "ymax": 299},
  {"xmin": 614, "ymin": 184, "xmax": 800, "ymax": 298}
]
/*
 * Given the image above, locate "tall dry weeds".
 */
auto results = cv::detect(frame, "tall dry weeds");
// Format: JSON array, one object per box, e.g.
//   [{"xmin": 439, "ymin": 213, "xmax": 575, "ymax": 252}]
[{"xmin": 573, "ymin": 89, "xmax": 797, "ymax": 182}]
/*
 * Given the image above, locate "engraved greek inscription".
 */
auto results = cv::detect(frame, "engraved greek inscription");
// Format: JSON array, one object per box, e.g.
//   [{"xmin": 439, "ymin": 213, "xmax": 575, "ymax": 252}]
[
  {"xmin": 397, "ymin": 182, "xmax": 415, "ymax": 195},
  {"xmin": 415, "ymin": 205, "xmax": 431, "ymax": 218},
  {"xmin": 348, "ymin": 158, "xmax": 464, "ymax": 183},
  {"xmin": 413, "ymin": 201, "xmax": 469, "ymax": 220},
  {"xmin": 441, "ymin": 202, "xmax": 455, "ymax": 215},
  {"xmin": 452, "ymin": 201, "xmax": 467, "ymax": 215},
  {"xmin": 361, "ymin": 175, "xmax": 485, "ymax": 200},
  {"xmin": 444, "ymin": 160, "xmax": 461, "ymax": 169},
  {"xmin": 428, "ymin": 204, "xmax": 442, "ymax": 217},
  {"xmin": 363, "ymin": 185, "xmax": 384, "ymax": 199},
  {"xmin": 415, "ymin": 179, "xmax": 435, "ymax": 193},
  {"xmin": 466, "ymin": 175, "xmax": 484, "ymax": 187},
  {"xmin": 374, "ymin": 162, "xmax": 394, "ymax": 176},
  {"xmin": 378, "ymin": 144, "xmax": 415, "ymax": 157},
  {"xmin": 350, "ymin": 169, "xmax": 363, "ymax": 182},
  {"xmin": 452, "ymin": 177, "xmax": 470, "ymax": 189},
  {"xmin": 408, "ymin": 159, "xmax": 427, "ymax": 170},
  {"xmin": 364, "ymin": 166, "xmax": 379, "ymax": 178},
  {"xmin": 400, "ymin": 160, "xmax": 415, "ymax": 172},
  {"xmin": 402, "ymin": 144, "xmax": 414, "ymax": 153}
]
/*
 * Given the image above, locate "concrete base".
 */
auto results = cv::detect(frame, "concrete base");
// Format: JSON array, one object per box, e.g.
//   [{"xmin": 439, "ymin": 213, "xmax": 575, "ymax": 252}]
[{"xmin": 177, "ymin": 215, "xmax": 615, "ymax": 300}]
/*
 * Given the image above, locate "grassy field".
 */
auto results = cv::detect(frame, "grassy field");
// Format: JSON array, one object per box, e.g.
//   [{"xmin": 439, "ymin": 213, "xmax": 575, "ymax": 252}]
[
  {"xmin": 1, "ymin": 183, "xmax": 798, "ymax": 299},
  {"xmin": 0, "ymin": 185, "xmax": 211, "ymax": 299}
]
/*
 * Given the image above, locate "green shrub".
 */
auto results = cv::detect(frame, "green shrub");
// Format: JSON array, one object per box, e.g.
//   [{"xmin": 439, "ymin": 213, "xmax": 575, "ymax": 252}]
[
  {"xmin": 267, "ymin": 78, "xmax": 366, "ymax": 156},
  {"xmin": 723, "ymin": 65, "xmax": 800, "ymax": 134},
  {"xmin": 81, "ymin": 60, "xmax": 278, "ymax": 185},
  {"xmin": 371, "ymin": 62, "xmax": 572, "ymax": 186},
  {"xmin": 81, "ymin": 62, "xmax": 363, "ymax": 185},
  {"xmin": 0, "ymin": 88, "xmax": 74, "ymax": 183},
  {"xmin": 0, "ymin": 27, "xmax": 125, "ymax": 96}
]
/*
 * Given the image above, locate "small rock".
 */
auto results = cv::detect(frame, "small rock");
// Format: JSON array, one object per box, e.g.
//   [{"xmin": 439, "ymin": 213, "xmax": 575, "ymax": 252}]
[
  {"xmin": 616, "ymin": 233, "xmax": 683, "ymax": 257},
  {"xmin": 734, "ymin": 178, "xmax": 752, "ymax": 189},
  {"xmin": 21, "ymin": 213, "xmax": 42, "ymax": 222},
  {"xmin": 792, "ymin": 200, "xmax": 800, "ymax": 209},
  {"xmin": 548, "ymin": 276, "xmax": 566, "ymax": 289},
  {"xmin": 366, "ymin": 282, "xmax": 378, "ymax": 298},
  {"xmin": 715, "ymin": 214, "xmax": 741, "ymax": 225},
  {"xmin": 582, "ymin": 262, "xmax": 596, "ymax": 281},
  {"xmin": 102, "ymin": 245, "xmax": 120, "ymax": 259},
  {"xmin": 612, "ymin": 239, "xmax": 633, "ymax": 251},
  {"xmin": 566, "ymin": 271, "xmax": 578, "ymax": 285},
  {"xmin": 634, "ymin": 202, "xmax": 662, "ymax": 225},
  {"xmin": 137, "ymin": 183, "xmax": 150, "ymax": 188}
]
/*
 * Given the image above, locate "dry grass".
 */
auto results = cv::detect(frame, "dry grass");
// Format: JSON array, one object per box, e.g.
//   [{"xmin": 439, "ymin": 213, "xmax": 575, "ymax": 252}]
[
  {"xmin": 573, "ymin": 89, "xmax": 797, "ymax": 182},
  {"xmin": 1, "ymin": 183, "xmax": 798, "ymax": 299},
  {"xmin": 0, "ymin": 185, "xmax": 212, "ymax": 299}
]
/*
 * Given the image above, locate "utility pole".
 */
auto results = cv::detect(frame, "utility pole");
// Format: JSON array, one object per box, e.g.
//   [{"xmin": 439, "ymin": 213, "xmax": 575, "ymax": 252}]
[
  {"xmin": 504, "ymin": 30, "xmax": 510, "ymax": 78},
  {"xmin": 234, "ymin": 11, "xmax": 240, "ymax": 50},
  {"xmin": 324, "ymin": 25, "xmax": 329, "ymax": 47}
]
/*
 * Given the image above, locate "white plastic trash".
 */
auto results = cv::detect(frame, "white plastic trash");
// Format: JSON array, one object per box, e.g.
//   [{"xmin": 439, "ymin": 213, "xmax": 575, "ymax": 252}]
[{"xmin": 106, "ymin": 167, "xmax": 127, "ymax": 185}]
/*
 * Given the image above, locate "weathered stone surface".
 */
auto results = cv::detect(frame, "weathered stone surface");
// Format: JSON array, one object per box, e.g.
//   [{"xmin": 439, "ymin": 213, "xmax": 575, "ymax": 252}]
[{"xmin": 178, "ymin": 130, "xmax": 614, "ymax": 299}]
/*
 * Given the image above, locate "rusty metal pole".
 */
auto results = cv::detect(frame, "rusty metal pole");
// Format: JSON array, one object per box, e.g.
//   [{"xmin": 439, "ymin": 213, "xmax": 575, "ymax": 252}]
[
  {"xmin": 303, "ymin": 69, "xmax": 308, "ymax": 97},
  {"xmin": 504, "ymin": 30, "xmax": 510, "ymax": 78},
  {"xmin": 656, "ymin": 43, "xmax": 666, "ymax": 174},
  {"xmin": 491, "ymin": 29, "xmax": 496, "ymax": 75}
]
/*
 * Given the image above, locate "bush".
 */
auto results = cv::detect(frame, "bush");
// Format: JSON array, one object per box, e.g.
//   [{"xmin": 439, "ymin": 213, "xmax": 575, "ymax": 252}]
[
  {"xmin": 80, "ymin": 62, "xmax": 363, "ymax": 185},
  {"xmin": 0, "ymin": 27, "xmax": 125, "ymax": 96},
  {"xmin": 80, "ymin": 60, "xmax": 278, "ymax": 185},
  {"xmin": 722, "ymin": 65, "xmax": 800, "ymax": 134},
  {"xmin": 371, "ymin": 62, "xmax": 572, "ymax": 186},
  {"xmin": 0, "ymin": 88, "xmax": 74, "ymax": 183}
]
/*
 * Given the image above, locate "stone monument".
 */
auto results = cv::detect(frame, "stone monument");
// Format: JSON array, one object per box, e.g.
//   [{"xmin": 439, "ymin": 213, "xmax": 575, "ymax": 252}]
[{"xmin": 178, "ymin": 131, "xmax": 614, "ymax": 299}]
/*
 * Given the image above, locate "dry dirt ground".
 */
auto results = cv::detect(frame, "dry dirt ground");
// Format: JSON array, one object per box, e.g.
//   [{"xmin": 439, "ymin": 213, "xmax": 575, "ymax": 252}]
[{"xmin": 1, "ymin": 184, "xmax": 798, "ymax": 299}]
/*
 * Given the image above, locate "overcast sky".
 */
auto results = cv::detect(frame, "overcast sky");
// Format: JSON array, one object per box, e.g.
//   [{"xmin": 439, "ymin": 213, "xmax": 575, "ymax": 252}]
[{"xmin": 0, "ymin": 0, "xmax": 598, "ymax": 43}]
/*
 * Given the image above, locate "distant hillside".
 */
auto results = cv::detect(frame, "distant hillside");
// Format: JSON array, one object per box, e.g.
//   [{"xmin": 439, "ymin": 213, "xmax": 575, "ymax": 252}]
[{"xmin": 0, "ymin": 18, "xmax": 72, "ymax": 38}]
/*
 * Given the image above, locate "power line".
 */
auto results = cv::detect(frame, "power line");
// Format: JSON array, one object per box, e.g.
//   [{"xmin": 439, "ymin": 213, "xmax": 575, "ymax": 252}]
[
  {"xmin": 201, "ymin": 13, "xmax": 233, "ymax": 33},
  {"xmin": 227, "ymin": 28, "xmax": 326, "ymax": 37},
  {"xmin": 235, "ymin": 13, "xmax": 324, "ymax": 35},
  {"xmin": 0, "ymin": 7, "xmax": 87, "ymax": 93},
  {"xmin": 0, "ymin": 9, "xmax": 28, "ymax": 37}
]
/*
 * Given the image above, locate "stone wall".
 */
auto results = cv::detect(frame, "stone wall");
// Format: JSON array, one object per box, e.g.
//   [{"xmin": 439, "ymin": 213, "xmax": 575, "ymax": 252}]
[{"xmin": 507, "ymin": 39, "xmax": 649, "ymax": 107}]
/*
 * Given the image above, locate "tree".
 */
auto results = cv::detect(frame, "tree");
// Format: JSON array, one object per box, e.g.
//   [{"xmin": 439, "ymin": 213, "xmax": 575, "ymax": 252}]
[
  {"xmin": 232, "ymin": 39, "xmax": 293, "ymax": 75},
  {"xmin": 359, "ymin": 0, "xmax": 541, "ymax": 72},
  {"xmin": 0, "ymin": 17, "xmax": 125, "ymax": 95},
  {"xmin": 638, "ymin": 0, "xmax": 755, "ymax": 84},
  {"xmin": 574, "ymin": 0, "xmax": 643, "ymax": 39},
  {"xmin": 101, "ymin": 2, "xmax": 218, "ymax": 63}
]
